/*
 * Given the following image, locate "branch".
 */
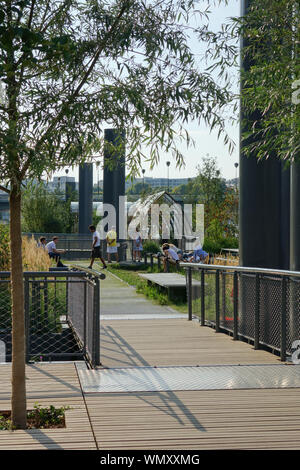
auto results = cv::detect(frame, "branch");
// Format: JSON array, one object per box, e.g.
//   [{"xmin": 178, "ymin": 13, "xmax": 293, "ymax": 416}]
[
  {"xmin": 0, "ymin": 185, "xmax": 10, "ymax": 194},
  {"xmin": 20, "ymin": 0, "xmax": 133, "ymax": 178}
]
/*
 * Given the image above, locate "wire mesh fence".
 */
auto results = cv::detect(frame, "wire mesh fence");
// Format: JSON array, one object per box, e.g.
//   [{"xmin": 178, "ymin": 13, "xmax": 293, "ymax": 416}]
[
  {"xmin": 0, "ymin": 270, "xmax": 102, "ymax": 367},
  {"xmin": 184, "ymin": 264, "xmax": 300, "ymax": 361}
]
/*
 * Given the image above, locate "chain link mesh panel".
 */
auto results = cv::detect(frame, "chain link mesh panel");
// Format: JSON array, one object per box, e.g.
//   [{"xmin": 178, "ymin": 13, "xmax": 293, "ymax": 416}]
[
  {"xmin": 0, "ymin": 272, "xmax": 100, "ymax": 366},
  {"xmin": 219, "ymin": 271, "xmax": 235, "ymax": 332},
  {"xmin": 186, "ymin": 267, "xmax": 300, "ymax": 360},
  {"xmin": 239, "ymin": 273, "xmax": 256, "ymax": 340},
  {"xmin": 286, "ymin": 277, "xmax": 300, "ymax": 355}
]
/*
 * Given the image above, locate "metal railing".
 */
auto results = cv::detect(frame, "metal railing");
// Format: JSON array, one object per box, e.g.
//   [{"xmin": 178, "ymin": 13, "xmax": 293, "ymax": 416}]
[
  {"xmin": 182, "ymin": 263, "xmax": 300, "ymax": 362},
  {"xmin": 0, "ymin": 267, "xmax": 105, "ymax": 367}
]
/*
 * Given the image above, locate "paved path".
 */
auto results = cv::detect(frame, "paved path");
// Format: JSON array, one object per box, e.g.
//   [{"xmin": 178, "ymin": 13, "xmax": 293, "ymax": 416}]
[{"xmin": 100, "ymin": 270, "xmax": 186, "ymax": 320}]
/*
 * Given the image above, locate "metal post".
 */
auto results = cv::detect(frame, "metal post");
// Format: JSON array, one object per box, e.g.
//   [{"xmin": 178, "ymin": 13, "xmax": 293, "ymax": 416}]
[
  {"xmin": 24, "ymin": 278, "xmax": 30, "ymax": 363},
  {"xmin": 215, "ymin": 270, "xmax": 220, "ymax": 332},
  {"xmin": 150, "ymin": 254, "xmax": 154, "ymax": 270},
  {"xmin": 281, "ymin": 277, "xmax": 287, "ymax": 362},
  {"xmin": 233, "ymin": 271, "xmax": 239, "ymax": 340},
  {"xmin": 187, "ymin": 267, "xmax": 192, "ymax": 321},
  {"xmin": 254, "ymin": 273, "xmax": 260, "ymax": 349},
  {"xmin": 201, "ymin": 269, "xmax": 205, "ymax": 326},
  {"xmin": 93, "ymin": 277, "xmax": 100, "ymax": 366}
]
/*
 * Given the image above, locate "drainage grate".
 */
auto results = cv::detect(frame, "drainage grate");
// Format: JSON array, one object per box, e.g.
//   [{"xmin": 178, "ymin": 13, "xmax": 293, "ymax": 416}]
[{"xmin": 79, "ymin": 364, "xmax": 300, "ymax": 393}]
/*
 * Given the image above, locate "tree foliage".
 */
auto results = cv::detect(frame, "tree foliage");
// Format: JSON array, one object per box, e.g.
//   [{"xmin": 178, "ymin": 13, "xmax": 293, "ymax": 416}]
[
  {"xmin": 172, "ymin": 155, "xmax": 238, "ymax": 242},
  {"xmin": 22, "ymin": 182, "xmax": 75, "ymax": 233},
  {"xmin": 235, "ymin": 0, "xmax": 300, "ymax": 161},
  {"xmin": 0, "ymin": 0, "xmax": 237, "ymax": 185}
]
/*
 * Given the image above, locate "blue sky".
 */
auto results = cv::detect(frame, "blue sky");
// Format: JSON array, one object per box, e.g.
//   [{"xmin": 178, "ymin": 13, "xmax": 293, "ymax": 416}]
[{"xmin": 54, "ymin": 0, "xmax": 241, "ymax": 184}]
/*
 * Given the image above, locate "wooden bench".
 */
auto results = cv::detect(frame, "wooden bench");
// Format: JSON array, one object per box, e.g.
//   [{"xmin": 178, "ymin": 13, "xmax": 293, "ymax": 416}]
[{"xmin": 138, "ymin": 272, "xmax": 201, "ymax": 300}]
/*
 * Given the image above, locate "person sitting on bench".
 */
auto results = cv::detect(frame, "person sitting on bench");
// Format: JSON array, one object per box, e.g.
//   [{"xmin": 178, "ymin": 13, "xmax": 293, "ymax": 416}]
[
  {"xmin": 162, "ymin": 243, "xmax": 180, "ymax": 272},
  {"xmin": 46, "ymin": 236, "xmax": 67, "ymax": 267}
]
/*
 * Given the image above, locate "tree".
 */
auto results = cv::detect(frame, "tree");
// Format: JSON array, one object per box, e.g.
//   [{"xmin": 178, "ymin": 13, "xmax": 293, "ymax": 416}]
[
  {"xmin": 0, "ymin": 0, "xmax": 236, "ymax": 428},
  {"xmin": 235, "ymin": 0, "xmax": 300, "ymax": 161},
  {"xmin": 22, "ymin": 182, "xmax": 75, "ymax": 233}
]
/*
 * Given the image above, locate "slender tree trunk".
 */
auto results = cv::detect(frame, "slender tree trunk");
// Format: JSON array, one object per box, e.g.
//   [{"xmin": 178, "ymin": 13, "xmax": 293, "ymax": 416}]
[{"xmin": 10, "ymin": 183, "xmax": 27, "ymax": 429}]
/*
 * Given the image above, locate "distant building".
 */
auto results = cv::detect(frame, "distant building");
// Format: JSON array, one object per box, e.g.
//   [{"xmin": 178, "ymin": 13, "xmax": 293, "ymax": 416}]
[{"xmin": 47, "ymin": 176, "xmax": 78, "ymax": 193}]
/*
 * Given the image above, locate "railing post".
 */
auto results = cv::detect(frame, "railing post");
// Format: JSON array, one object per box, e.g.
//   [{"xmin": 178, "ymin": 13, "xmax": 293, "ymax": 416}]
[
  {"xmin": 233, "ymin": 271, "xmax": 238, "ymax": 340},
  {"xmin": 201, "ymin": 269, "xmax": 205, "ymax": 326},
  {"xmin": 215, "ymin": 270, "xmax": 220, "ymax": 332},
  {"xmin": 187, "ymin": 267, "xmax": 193, "ymax": 321},
  {"xmin": 254, "ymin": 273, "xmax": 260, "ymax": 349},
  {"xmin": 150, "ymin": 254, "xmax": 154, "ymax": 270},
  {"xmin": 24, "ymin": 278, "xmax": 30, "ymax": 363},
  {"xmin": 93, "ymin": 277, "xmax": 101, "ymax": 366},
  {"xmin": 281, "ymin": 277, "xmax": 287, "ymax": 362}
]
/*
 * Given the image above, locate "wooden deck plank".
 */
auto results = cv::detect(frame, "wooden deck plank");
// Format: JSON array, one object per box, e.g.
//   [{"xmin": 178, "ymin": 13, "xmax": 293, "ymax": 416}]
[
  {"xmin": 0, "ymin": 363, "xmax": 96, "ymax": 450},
  {"xmin": 100, "ymin": 318, "xmax": 280, "ymax": 368},
  {"xmin": 85, "ymin": 388, "xmax": 300, "ymax": 450}
]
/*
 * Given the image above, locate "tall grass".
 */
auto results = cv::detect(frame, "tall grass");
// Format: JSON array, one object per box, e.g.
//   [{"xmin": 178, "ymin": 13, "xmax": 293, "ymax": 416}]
[{"xmin": 22, "ymin": 236, "xmax": 52, "ymax": 271}]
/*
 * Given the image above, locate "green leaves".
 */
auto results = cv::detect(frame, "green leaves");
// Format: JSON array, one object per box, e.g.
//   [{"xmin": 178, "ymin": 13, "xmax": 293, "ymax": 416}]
[
  {"xmin": 237, "ymin": 0, "xmax": 300, "ymax": 162},
  {"xmin": 0, "ymin": 0, "xmax": 237, "ymax": 184}
]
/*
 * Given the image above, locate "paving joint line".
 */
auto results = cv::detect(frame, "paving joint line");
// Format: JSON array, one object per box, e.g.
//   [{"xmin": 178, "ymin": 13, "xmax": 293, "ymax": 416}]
[{"xmin": 74, "ymin": 362, "xmax": 99, "ymax": 450}]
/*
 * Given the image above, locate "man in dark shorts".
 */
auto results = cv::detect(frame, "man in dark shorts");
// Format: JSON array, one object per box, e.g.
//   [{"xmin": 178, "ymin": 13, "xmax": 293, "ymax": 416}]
[{"xmin": 88, "ymin": 225, "xmax": 107, "ymax": 270}]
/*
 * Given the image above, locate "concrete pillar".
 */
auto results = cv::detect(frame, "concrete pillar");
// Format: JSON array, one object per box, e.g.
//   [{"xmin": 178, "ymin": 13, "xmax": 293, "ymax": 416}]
[{"xmin": 78, "ymin": 163, "xmax": 93, "ymax": 234}]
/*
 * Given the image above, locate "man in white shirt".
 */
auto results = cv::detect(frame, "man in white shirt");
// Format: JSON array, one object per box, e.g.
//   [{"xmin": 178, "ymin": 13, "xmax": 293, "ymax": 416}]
[
  {"xmin": 46, "ymin": 236, "xmax": 67, "ymax": 267},
  {"xmin": 88, "ymin": 225, "xmax": 107, "ymax": 270}
]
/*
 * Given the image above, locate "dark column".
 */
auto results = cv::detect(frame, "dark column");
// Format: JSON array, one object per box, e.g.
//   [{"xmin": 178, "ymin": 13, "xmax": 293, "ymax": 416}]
[
  {"xmin": 103, "ymin": 129, "xmax": 126, "ymax": 258},
  {"xmin": 78, "ymin": 163, "xmax": 93, "ymax": 234},
  {"xmin": 239, "ymin": 0, "xmax": 290, "ymax": 269},
  {"xmin": 290, "ymin": 162, "xmax": 300, "ymax": 271}
]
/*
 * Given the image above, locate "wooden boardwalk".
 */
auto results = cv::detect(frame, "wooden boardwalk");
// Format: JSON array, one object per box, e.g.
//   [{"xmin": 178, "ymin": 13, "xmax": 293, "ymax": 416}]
[
  {"xmin": 0, "ymin": 362, "xmax": 96, "ymax": 450},
  {"xmin": 1, "ymin": 270, "xmax": 300, "ymax": 450}
]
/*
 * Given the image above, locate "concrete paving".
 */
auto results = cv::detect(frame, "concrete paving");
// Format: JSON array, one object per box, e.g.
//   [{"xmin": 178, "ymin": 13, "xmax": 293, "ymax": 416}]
[{"xmin": 100, "ymin": 269, "xmax": 186, "ymax": 320}]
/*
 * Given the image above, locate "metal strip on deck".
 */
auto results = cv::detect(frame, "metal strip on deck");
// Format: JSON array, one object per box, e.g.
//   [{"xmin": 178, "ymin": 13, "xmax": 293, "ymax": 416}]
[
  {"xmin": 100, "ymin": 313, "xmax": 186, "ymax": 320},
  {"xmin": 79, "ymin": 364, "xmax": 300, "ymax": 393}
]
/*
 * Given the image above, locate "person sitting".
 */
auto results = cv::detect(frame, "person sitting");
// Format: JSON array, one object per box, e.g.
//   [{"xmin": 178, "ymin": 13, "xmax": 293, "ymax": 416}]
[
  {"xmin": 162, "ymin": 243, "xmax": 180, "ymax": 272},
  {"xmin": 192, "ymin": 244, "xmax": 209, "ymax": 263},
  {"xmin": 168, "ymin": 243, "xmax": 183, "ymax": 260},
  {"xmin": 46, "ymin": 236, "xmax": 67, "ymax": 267},
  {"xmin": 37, "ymin": 236, "xmax": 47, "ymax": 249}
]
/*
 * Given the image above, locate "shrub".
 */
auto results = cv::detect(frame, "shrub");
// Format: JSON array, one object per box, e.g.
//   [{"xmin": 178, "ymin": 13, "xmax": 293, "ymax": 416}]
[
  {"xmin": 141, "ymin": 239, "xmax": 161, "ymax": 255},
  {"xmin": 203, "ymin": 236, "xmax": 238, "ymax": 254}
]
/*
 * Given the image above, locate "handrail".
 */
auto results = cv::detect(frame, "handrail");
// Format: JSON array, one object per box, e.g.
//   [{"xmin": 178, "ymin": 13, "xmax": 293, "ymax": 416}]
[
  {"xmin": 70, "ymin": 264, "xmax": 106, "ymax": 280},
  {"xmin": 180, "ymin": 262, "xmax": 300, "ymax": 278}
]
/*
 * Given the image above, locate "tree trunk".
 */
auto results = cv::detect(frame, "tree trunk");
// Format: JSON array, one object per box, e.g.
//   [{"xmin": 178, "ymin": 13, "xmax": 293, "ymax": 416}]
[{"xmin": 10, "ymin": 183, "xmax": 27, "ymax": 429}]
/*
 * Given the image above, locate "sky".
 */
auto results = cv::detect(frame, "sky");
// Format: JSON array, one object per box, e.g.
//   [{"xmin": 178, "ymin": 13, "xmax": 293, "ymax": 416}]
[{"xmin": 53, "ymin": 0, "xmax": 241, "ymax": 184}]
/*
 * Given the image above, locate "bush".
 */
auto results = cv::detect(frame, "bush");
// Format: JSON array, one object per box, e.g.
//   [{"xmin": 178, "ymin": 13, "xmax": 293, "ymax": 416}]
[
  {"xmin": 203, "ymin": 236, "xmax": 238, "ymax": 254},
  {"xmin": 141, "ymin": 239, "xmax": 161, "ymax": 255}
]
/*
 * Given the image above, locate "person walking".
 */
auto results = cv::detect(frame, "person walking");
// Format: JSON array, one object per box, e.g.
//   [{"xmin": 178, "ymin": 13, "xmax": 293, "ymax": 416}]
[{"xmin": 87, "ymin": 225, "xmax": 107, "ymax": 270}]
